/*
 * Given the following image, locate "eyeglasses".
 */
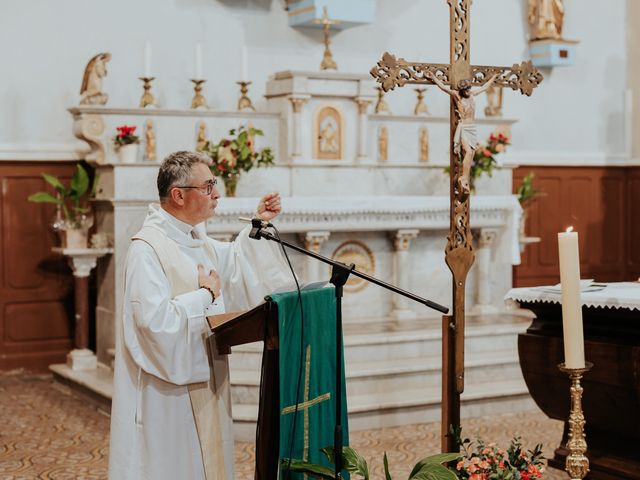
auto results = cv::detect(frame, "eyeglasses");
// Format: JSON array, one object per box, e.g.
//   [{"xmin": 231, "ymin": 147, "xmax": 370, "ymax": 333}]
[{"xmin": 173, "ymin": 179, "xmax": 217, "ymax": 195}]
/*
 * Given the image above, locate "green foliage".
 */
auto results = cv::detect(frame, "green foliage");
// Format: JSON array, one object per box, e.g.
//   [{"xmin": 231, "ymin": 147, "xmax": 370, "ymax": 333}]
[
  {"xmin": 515, "ymin": 172, "xmax": 541, "ymax": 207},
  {"xmin": 27, "ymin": 164, "xmax": 96, "ymax": 227},
  {"xmin": 283, "ymin": 446, "xmax": 460, "ymax": 480},
  {"xmin": 199, "ymin": 124, "xmax": 274, "ymax": 181}
]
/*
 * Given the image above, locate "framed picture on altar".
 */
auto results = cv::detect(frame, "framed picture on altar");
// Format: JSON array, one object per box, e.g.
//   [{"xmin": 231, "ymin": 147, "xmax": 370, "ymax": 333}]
[{"xmin": 314, "ymin": 105, "xmax": 343, "ymax": 160}]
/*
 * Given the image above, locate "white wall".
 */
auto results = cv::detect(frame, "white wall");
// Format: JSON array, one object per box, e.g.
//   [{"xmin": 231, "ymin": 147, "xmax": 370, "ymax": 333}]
[{"xmin": 0, "ymin": 0, "xmax": 630, "ymax": 164}]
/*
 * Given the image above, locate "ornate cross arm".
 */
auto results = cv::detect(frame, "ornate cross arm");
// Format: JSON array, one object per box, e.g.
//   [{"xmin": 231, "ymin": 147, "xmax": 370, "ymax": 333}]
[
  {"xmin": 370, "ymin": 52, "xmax": 543, "ymax": 96},
  {"xmin": 370, "ymin": 52, "xmax": 450, "ymax": 92},
  {"xmin": 471, "ymin": 61, "xmax": 544, "ymax": 96}
]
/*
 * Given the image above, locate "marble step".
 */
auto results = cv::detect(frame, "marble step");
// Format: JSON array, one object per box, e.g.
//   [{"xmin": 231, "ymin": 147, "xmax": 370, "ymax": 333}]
[
  {"xmin": 229, "ymin": 350, "xmax": 523, "ymax": 404},
  {"xmin": 228, "ymin": 322, "xmax": 524, "ymax": 371},
  {"xmin": 232, "ymin": 377, "xmax": 534, "ymax": 442}
]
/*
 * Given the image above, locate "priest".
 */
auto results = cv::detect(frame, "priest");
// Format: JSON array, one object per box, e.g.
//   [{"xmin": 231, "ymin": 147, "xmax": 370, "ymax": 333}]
[{"xmin": 108, "ymin": 151, "xmax": 291, "ymax": 479}]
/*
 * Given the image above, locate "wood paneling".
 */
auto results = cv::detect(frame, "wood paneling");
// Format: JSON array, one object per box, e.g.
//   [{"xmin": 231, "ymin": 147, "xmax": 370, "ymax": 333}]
[
  {"xmin": 0, "ymin": 162, "xmax": 75, "ymax": 372},
  {"xmin": 513, "ymin": 166, "xmax": 639, "ymax": 287}
]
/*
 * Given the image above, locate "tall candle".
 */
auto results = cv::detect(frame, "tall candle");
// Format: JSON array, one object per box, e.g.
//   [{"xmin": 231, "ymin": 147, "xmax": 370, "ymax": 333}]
[
  {"xmin": 241, "ymin": 46, "xmax": 248, "ymax": 81},
  {"xmin": 195, "ymin": 43, "xmax": 203, "ymax": 79},
  {"xmin": 557, "ymin": 227, "xmax": 586, "ymax": 368},
  {"xmin": 144, "ymin": 41, "xmax": 152, "ymax": 77}
]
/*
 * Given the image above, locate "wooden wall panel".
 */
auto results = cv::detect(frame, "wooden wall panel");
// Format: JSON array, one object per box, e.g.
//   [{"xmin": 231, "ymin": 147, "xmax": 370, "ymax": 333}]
[
  {"xmin": 0, "ymin": 162, "xmax": 75, "ymax": 372},
  {"xmin": 513, "ymin": 166, "xmax": 636, "ymax": 287}
]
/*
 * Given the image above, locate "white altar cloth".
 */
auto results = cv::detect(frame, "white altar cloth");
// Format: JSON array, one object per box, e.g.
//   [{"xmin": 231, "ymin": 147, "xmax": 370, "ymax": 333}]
[{"xmin": 505, "ymin": 282, "xmax": 640, "ymax": 311}]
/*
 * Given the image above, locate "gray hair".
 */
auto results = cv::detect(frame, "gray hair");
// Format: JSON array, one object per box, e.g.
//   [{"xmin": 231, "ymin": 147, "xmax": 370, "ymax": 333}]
[{"xmin": 157, "ymin": 151, "xmax": 211, "ymax": 201}]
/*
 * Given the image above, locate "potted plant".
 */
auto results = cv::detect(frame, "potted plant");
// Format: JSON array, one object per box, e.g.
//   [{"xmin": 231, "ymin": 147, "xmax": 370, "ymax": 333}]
[
  {"xmin": 199, "ymin": 124, "xmax": 274, "ymax": 196},
  {"xmin": 27, "ymin": 163, "xmax": 97, "ymax": 249},
  {"xmin": 444, "ymin": 132, "xmax": 510, "ymax": 193},
  {"xmin": 114, "ymin": 125, "xmax": 140, "ymax": 163},
  {"xmin": 515, "ymin": 172, "xmax": 542, "ymax": 237}
]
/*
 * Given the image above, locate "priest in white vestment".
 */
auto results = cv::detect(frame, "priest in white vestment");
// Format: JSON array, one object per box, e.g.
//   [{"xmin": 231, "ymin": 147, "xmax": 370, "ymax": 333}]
[{"xmin": 108, "ymin": 151, "xmax": 291, "ymax": 480}]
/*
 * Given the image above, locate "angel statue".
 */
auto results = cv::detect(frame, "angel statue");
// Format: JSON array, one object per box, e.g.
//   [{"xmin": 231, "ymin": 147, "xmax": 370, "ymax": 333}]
[
  {"xmin": 80, "ymin": 52, "xmax": 111, "ymax": 105},
  {"xmin": 528, "ymin": 0, "xmax": 565, "ymax": 41}
]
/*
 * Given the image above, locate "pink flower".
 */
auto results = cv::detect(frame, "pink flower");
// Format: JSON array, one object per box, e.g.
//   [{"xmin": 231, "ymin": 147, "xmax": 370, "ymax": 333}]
[
  {"xmin": 456, "ymin": 460, "xmax": 465, "ymax": 471},
  {"xmin": 483, "ymin": 149, "xmax": 492, "ymax": 157}
]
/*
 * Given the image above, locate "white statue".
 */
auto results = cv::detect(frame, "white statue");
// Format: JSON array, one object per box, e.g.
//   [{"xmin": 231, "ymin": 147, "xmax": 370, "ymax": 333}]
[{"xmin": 80, "ymin": 52, "xmax": 111, "ymax": 105}]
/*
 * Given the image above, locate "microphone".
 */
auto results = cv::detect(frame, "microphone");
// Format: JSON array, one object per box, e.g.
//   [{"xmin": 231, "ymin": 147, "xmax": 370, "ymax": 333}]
[{"xmin": 238, "ymin": 216, "xmax": 273, "ymax": 228}]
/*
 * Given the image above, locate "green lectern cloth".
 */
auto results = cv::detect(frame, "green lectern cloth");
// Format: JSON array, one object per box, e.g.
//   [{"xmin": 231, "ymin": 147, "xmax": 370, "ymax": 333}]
[{"xmin": 267, "ymin": 287, "xmax": 349, "ymax": 479}]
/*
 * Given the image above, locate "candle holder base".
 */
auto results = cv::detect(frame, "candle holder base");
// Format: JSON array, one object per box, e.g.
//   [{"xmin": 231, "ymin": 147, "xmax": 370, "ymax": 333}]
[
  {"xmin": 557, "ymin": 361, "xmax": 593, "ymax": 480},
  {"xmin": 190, "ymin": 79, "xmax": 208, "ymax": 110},
  {"xmin": 237, "ymin": 81, "xmax": 255, "ymax": 112},
  {"xmin": 139, "ymin": 77, "xmax": 157, "ymax": 108}
]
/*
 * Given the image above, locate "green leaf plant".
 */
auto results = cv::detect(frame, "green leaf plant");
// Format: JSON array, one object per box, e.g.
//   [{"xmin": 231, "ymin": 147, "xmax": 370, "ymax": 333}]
[
  {"xmin": 27, "ymin": 163, "xmax": 97, "ymax": 229},
  {"xmin": 282, "ymin": 446, "xmax": 461, "ymax": 480}
]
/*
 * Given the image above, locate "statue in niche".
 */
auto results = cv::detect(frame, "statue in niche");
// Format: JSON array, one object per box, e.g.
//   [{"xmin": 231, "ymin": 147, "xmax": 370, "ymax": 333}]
[
  {"xmin": 196, "ymin": 121, "xmax": 207, "ymax": 151},
  {"xmin": 145, "ymin": 120, "xmax": 156, "ymax": 161},
  {"xmin": 315, "ymin": 106, "xmax": 342, "ymax": 159},
  {"xmin": 419, "ymin": 127, "xmax": 429, "ymax": 162},
  {"xmin": 484, "ymin": 85, "xmax": 503, "ymax": 117},
  {"xmin": 378, "ymin": 126, "xmax": 388, "ymax": 162},
  {"xmin": 426, "ymin": 71, "xmax": 498, "ymax": 195},
  {"xmin": 528, "ymin": 0, "xmax": 565, "ymax": 40},
  {"xmin": 80, "ymin": 52, "xmax": 111, "ymax": 105}
]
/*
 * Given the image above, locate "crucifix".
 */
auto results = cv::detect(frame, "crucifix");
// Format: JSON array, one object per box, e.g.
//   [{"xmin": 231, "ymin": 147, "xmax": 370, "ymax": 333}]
[{"xmin": 370, "ymin": 0, "xmax": 543, "ymax": 452}]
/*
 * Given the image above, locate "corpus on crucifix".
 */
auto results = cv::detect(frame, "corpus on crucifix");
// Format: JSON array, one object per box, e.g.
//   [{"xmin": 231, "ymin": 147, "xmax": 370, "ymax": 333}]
[{"xmin": 370, "ymin": 0, "xmax": 543, "ymax": 453}]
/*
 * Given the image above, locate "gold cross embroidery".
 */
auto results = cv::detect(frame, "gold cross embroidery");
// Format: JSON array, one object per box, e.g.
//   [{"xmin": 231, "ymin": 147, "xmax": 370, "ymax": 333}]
[{"xmin": 281, "ymin": 344, "xmax": 332, "ymax": 470}]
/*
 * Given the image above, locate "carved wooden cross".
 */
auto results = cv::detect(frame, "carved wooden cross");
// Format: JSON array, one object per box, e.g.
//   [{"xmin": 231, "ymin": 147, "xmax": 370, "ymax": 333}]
[{"xmin": 370, "ymin": 0, "xmax": 543, "ymax": 452}]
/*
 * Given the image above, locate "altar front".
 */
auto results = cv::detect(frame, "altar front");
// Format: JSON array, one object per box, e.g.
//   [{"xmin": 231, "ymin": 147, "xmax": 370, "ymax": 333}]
[{"xmin": 506, "ymin": 283, "xmax": 640, "ymax": 480}]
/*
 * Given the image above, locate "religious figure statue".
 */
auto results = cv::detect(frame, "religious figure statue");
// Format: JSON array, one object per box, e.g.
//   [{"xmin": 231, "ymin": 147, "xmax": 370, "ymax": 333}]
[
  {"xmin": 145, "ymin": 120, "xmax": 156, "ymax": 161},
  {"xmin": 319, "ymin": 120, "xmax": 339, "ymax": 154},
  {"xmin": 378, "ymin": 126, "xmax": 388, "ymax": 161},
  {"xmin": 528, "ymin": 0, "xmax": 565, "ymax": 40},
  {"xmin": 419, "ymin": 127, "xmax": 429, "ymax": 162},
  {"xmin": 196, "ymin": 121, "xmax": 207, "ymax": 151},
  {"xmin": 79, "ymin": 52, "xmax": 111, "ymax": 105},
  {"xmin": 426, "ymin": 71, "xmax": 498, "ymax": 194},
  {"xmin": 484, "ymin": 85, "xmax": 503, "ymax": 117}
]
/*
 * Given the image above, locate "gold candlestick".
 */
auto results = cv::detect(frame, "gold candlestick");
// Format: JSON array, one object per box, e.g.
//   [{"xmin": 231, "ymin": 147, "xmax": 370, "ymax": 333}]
[
  {"xmin": 558, "ymin": 361, "xmax": 593, "ymax": 480},
  {"xmin": 237, "ymin": 81, "xmax": 255, "ymax": 111},
  {"xmin": 314, "ymin": 6, "xmax": 340, "ymax": 71},
  {"xmin": 190, "ymin": 79, "xmax": 208, "ymax": 110},
  {"xmin": 374, "ymin": 86, "xmax": 390, "ymax": 114},
  {"xmin": 139, "ymin": 77, "xmax": 156, "ymax": 108},
  {"xmin": 414, "ymin": 88, "xmax": 429, "ymax": 115}
]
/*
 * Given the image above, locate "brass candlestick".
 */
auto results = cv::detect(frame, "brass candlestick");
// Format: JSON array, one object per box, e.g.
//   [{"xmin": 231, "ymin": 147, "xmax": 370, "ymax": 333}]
[
  {"xmin": 414, "ymin": 88, "xmax": 429, "ymax": 115},
  {"xmin": 237, "ymin": 81, "xmax": 255, "ymax": 111},
  {"xmin": 558, "ymin": 361, "xmax": 593, "ymax": 480},
  {"xmin": 139, "ymin": 77, "xmax": 156, "ymax": 108},
  {"xmin": 314, "ymin": 6, "xmax": 340, "ymax": 71},
  {"xmin": 190, "ymin": 79, "xmax": 208, "ymax": 110},
  {"xmin": 374, "ymin": 86, "xmax": 390, "ymax": 114}
]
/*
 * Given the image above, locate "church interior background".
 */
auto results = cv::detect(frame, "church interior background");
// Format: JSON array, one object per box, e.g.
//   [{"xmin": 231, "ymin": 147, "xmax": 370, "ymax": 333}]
[{"xmin": 1, "ymin": 0, "xmax": 639, "ymax": 478}]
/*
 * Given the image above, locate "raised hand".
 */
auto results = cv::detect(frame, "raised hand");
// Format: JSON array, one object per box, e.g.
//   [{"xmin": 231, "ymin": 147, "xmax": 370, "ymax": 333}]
[{"xmin": 256, "ymin": 192, "xmax": 282, "ymax": 222}]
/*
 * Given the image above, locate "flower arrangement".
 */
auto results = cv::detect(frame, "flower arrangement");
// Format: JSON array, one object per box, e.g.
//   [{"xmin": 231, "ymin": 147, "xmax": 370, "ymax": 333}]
[
  {"xmin": 199, "ymin": 124, "xmax": 274, "ymax": 196},
  {"xmin": 444, "ymin": 132, "xmax": 510, "ymax": 192},
  {"xmin": 516, "ymin": 172, "xmax": 542, "ymax": 208},
  {"xmin": 453, "ymin": 429, "xmax": 545, "ymax": 480},
  {"xmin": 113, "ymin": 125, "xmax": 139, "ymax": 148}
]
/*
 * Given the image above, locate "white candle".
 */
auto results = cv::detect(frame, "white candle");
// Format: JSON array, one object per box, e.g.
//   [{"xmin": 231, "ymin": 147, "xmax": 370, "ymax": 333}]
[
  {"xmin": 241, "ymin": 46, "xmax": 248, "ymax": 81},
  {"xmin": 195, "ymin": 43, "xmax": 203, "ymax": 79},
  {"xmin": 557, "ymin": 226, "xmax": 586, "ymax": 369},
  {"xmin": 144, "ymin": 41, "xmax": 152, "ymax": 77}
]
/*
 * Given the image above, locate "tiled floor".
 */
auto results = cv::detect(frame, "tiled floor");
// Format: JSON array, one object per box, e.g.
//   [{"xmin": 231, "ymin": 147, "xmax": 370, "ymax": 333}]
[{"xmin": 0, "ymin": 373, "xmax": 568, "ymax": 479}]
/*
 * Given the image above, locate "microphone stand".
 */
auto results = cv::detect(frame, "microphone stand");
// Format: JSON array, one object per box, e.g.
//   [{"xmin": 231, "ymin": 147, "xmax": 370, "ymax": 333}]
[{"xmin": 249, "ymin": 220, "xmax": 449, "ymax": 480}]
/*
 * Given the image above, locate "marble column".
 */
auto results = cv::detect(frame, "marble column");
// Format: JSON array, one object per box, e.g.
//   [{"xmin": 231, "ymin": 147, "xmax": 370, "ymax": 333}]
[
  {"xmin": 53, "ymin": 247, "xmax": 112, "ymax": 370},
  {"xmin": 354, "ymin": 97, "xmax": 371, "ymax": 162},
  {"xmin": 390, "ymin": 229, "xmax": 419, "ymax": 320},
  {"xmin": 288, "ymin": 96, "xmax": 308, "ymax": 161},
  {"xmin": 300, "ymin": 231, "xmax": 331, "ymax": 282},
  {"xmin": 473, "ymin": 228, "xmax": 500, "ymax": 314}
]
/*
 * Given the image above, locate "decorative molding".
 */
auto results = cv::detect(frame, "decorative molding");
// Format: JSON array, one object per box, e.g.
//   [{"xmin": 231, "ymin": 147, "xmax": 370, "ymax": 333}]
[
  {"xmin": 0, "ymin": 143, "xmax": 89, "ymax": 161},
  {"xmin": 503, "ymin": 151, "xmax": 640, "ymax": 167},
  {"xmin": 67, "ymin": 106, "xmax": 280, "ymax": 120}
]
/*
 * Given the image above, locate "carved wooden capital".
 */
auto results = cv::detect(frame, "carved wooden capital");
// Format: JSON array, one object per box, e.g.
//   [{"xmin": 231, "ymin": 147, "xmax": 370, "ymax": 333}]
[
  {"xmin": 289, "ymin": 96, "xmax": 309, "ymax": 113},
  {"xmin": 354, "ymin": 98, "xmax": 371, "ymax": 115}
]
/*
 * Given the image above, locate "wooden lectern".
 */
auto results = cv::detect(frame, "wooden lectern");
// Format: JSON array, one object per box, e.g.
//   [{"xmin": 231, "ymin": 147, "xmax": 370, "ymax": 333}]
[{"xmin": 207, "ymin": 300, "xmax": 280, "ymax": 480}]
